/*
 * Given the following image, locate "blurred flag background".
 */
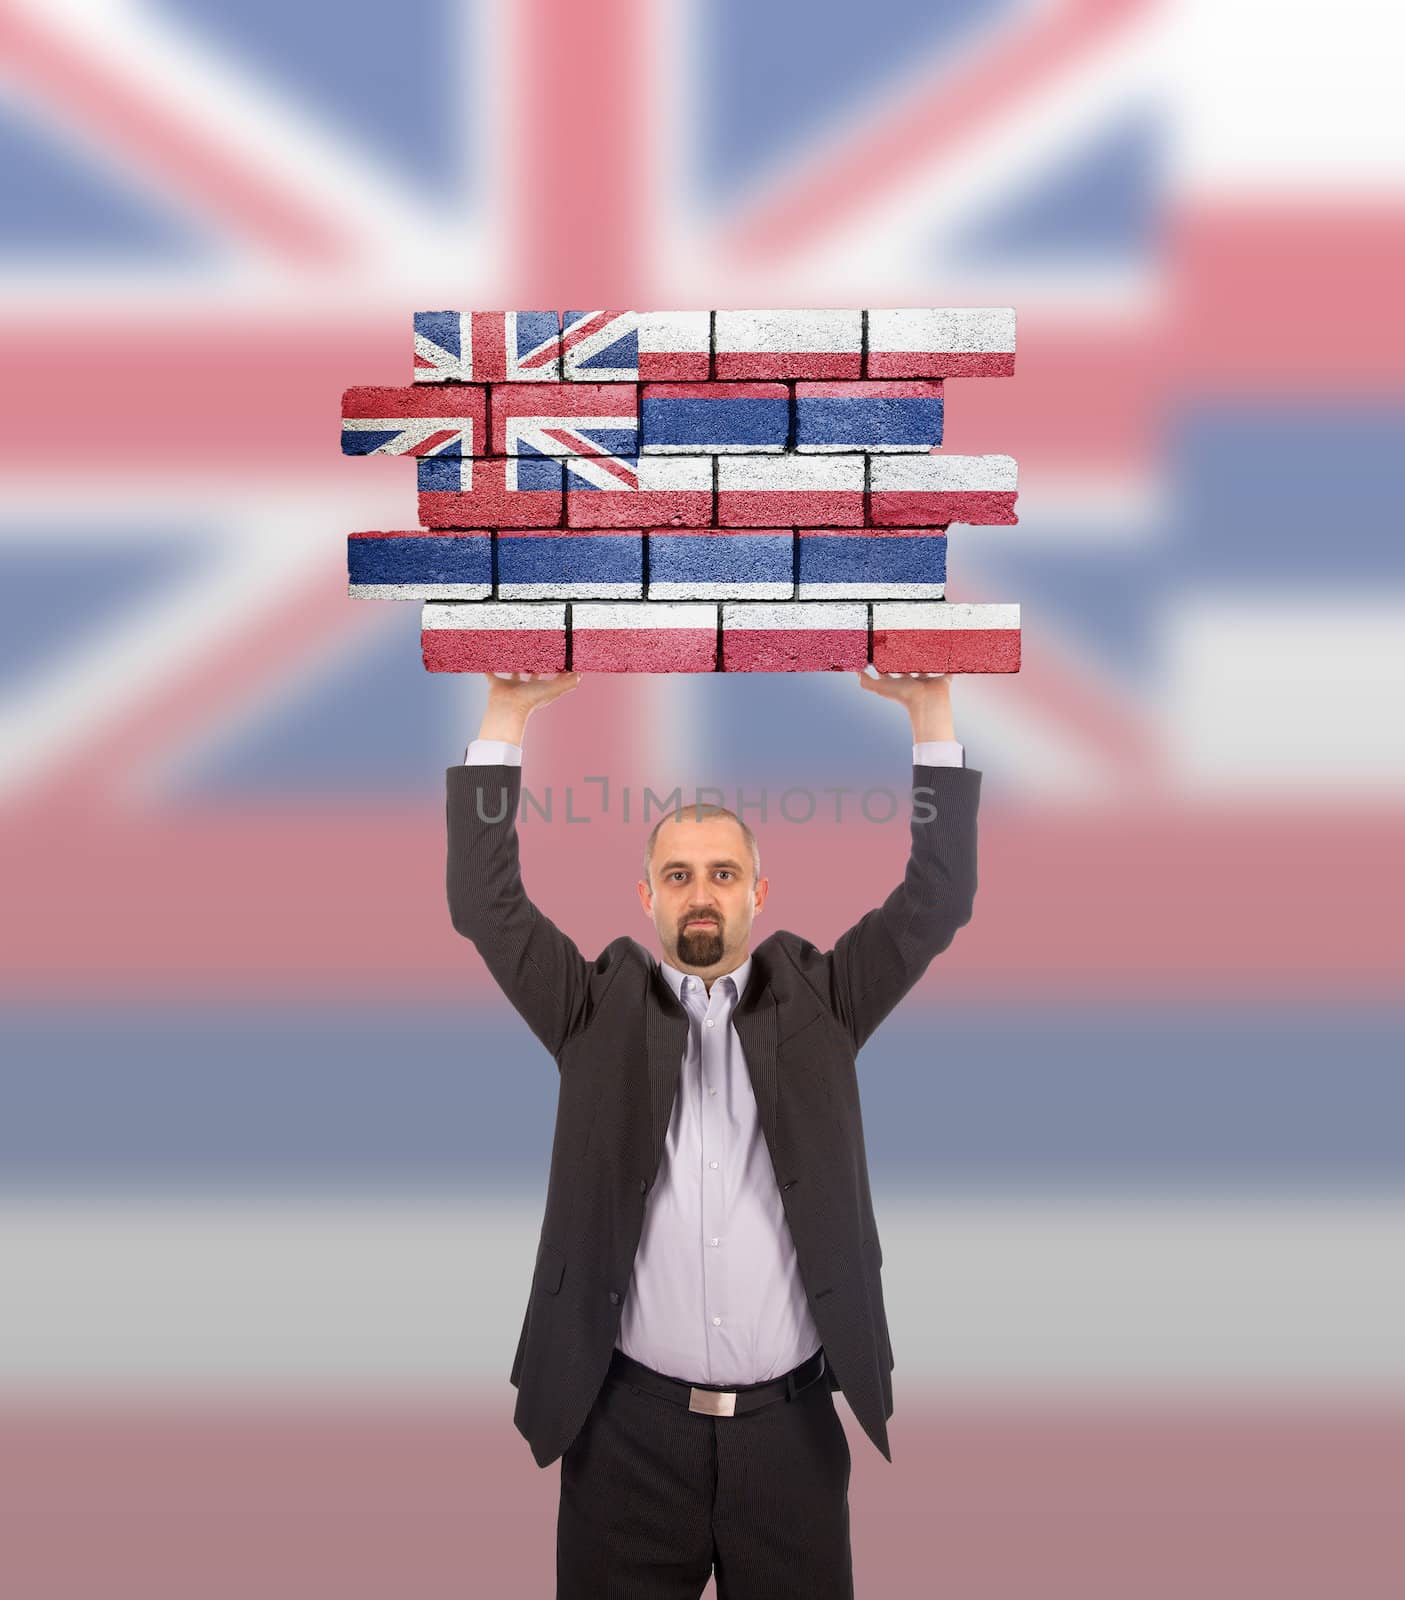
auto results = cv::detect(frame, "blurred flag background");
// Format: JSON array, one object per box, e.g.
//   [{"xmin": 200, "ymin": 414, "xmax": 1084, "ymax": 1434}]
[{"xmin": 2, "ymin": 0, "xmax": 1401, "ymax": 1594}]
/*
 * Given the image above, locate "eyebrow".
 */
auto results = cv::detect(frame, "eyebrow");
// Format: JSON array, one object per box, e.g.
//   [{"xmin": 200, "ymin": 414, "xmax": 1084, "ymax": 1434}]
[{"xmin": 658, "ymin": 859, "xmax": 745, "ymax": 873}]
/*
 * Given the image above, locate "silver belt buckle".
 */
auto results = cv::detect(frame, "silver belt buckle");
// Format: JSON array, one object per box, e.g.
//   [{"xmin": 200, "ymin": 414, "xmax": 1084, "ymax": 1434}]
[{"xmin": 688, "ymin": 1385, "xmax": 737, "ymax": 1417}]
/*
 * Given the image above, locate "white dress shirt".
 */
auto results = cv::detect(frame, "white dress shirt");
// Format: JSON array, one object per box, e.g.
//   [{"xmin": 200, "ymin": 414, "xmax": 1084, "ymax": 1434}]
[{"xmin": 462, "ymin": 733, "xmax": 965, "ymax": 1382}]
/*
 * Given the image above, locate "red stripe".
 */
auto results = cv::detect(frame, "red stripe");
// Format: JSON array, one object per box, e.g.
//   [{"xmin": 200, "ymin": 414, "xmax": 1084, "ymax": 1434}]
[
  {"xmin": 423, "ymin": 629, "xmax": 567, "ymax": 674},
  {"xmin": 556, "ymin": 311, "xmax": 620, "ymax": 356},
  {"xmin": 0, "ymin": 7, "xmax": 353, "ymax": 263},
  {"xmin": 639, "ymin": 353, "xmax": 711, "ymax": 380},
  {"xmin": 0, "ymin": 1405, "xmax": 1401, "ymax": 1597},
  {"xmin": 715, "ymin": 352, "xmax": 861, "ymax": 380},
  {"xmin": 0, "ymin": 797, "xmax": 1397, "ymax": 996},
  {"xmin": 872, "ymin": 627, "xmax": 1022, "ymax": 673},
  {"xmin": 471, "ymin": 313, "xmax": 507, "ymax": 381},
  {"xmin": 870, "ymin": 490, "xmax": 1019, "ymax": 526},
  {"xmin": 567, "ymin": 490, "xmax": 713, "ymax": 528},
  {"xmin": 716, "ymin": 490, "xmax": 865, "ymax": 527},
  {"xmin": 407, "ymin": 432, "xmax": 462, "ymax": 456},
  {"xmin": 797, "ymin": 381, "xmax": 943, "ymax": 400},
  {"xmin": 724, "ymin": 628, "xmax": 869, "ymax": 671},
  {"xmin": 540, "ymin": 431, "xmax": 638, "ymax": 486},
  {"xmin": 572, "ymin": 628, "xmax": 717, "ymax": 671},
  {"xmin": 867, "ymin": 352, "xmax": 1015, "ymax": 379}
]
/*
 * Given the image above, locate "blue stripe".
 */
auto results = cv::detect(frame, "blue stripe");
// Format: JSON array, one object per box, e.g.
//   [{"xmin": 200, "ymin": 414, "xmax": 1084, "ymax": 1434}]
[
  {"xmin": 798, "ymin": 535, "xmax": 947, "ymax": 583},
  {"xmin": 795, "ymin": 394, "xmax": 943, "ymax": 450},
  {"xmin": 649, "ymin": 533, "xmax": 792, "ymax": 585},
  {"xmin": 642, "ymin": 396, "xmax": 789, "ymax": 450},
  {"xmin": 347, "ymin": 535, "xmax": 489, "ymax": 585},
  {"xmin": 3, "ymin": 1004, "xmax": 1400, "ymax": 1191},
  {"xmin": 497, "ymin": 536, "xmax": 641, "ymax": 583}
]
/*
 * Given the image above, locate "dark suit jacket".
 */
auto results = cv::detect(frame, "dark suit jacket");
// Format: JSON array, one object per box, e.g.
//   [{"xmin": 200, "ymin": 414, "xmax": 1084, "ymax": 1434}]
[{"xmin": 446, "ymin": 758, "xmax": 981, "ymax": 1467}]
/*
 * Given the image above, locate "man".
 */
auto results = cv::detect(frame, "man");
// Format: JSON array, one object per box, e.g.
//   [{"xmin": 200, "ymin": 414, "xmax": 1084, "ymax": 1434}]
[{"xmin": 447, "ymin": 667, "xmax": 981, "ymax": 1598}]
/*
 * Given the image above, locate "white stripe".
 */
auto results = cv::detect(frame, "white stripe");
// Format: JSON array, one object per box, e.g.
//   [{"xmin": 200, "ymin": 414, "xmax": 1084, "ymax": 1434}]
[
  {"xmin": 649, "ymin": 581, "xmax": 793, "ymax": 600},
  {"xmin": 348, "ymin": 583, "xmax": 489, "ymax": 600},
  {"xmin": 715, "ymin": 309, "xmax": 861, "ymax": 354},
  {"xmin": 802, "ymin": 582, "xmax": 946, "ymax": 599},
  {"xmin": 723, "ymin": 601, "xmax": 866, "ymax": 631},
  {"xmin": 874, "ymin": 601, "xmax": 1020, "ymax": 630},
  {"xmin": 421, "ymin": 601, "xmax": 565, "ymax": 631},
  {"xmin": 499, "ymin": 583, "xmax": 641, "ymax": 599},
  {"xmin": 867, "ymin": 307, "xmax": 1017, "ymax": 355},
  {"xmin": 719, "ymin": 455, "xmax": 864, "ymax": 492},
  {"xmin": 871, "ymin": 454, "xmax": 1019, "ymax": 492},
  {"xmin": 2, "ymin": 1196, "xmax": 1399, "ymax": 1392},
  {"xmin": 638, "ymin": 310, "xmax": 711, "ymax": 356},
  {"xmin": 572, "ymin": 601, "xmax": 717, "ymax": 630}
]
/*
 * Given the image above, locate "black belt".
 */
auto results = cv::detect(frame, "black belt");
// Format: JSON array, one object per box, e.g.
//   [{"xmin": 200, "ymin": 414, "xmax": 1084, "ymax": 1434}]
[{"xmin": 607, "ymin": 1345, "xmax": 827, "ymax": 1417}]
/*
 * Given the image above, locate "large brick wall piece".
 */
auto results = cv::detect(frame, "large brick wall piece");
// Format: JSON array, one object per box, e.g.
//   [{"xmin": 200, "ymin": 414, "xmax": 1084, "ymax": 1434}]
[{"xmin": 341, "ymin": 309, "xmax": 1023, "ymax": 672}]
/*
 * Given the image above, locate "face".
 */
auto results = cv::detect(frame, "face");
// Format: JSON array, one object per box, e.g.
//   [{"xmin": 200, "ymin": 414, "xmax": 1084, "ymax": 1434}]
[{"xmin": 637, "ymin": 813, "xmax": 768, "ymax": 974}]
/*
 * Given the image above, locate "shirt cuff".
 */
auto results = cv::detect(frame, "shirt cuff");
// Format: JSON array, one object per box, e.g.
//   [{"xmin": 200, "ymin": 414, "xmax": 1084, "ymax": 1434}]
[
  {"xmin": 913, "ymin": 739, "xmax": 964, "ymax": 768},
  {"xmin": 465, "ymin": 739, "xmax": 523, "ymax": 765}
]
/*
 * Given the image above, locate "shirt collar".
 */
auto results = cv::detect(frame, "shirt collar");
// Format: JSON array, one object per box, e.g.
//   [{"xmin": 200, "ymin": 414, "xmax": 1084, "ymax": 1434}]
[{"xmin": 659, "ymin": 949, "xmax": 752, "ymax": 1006}]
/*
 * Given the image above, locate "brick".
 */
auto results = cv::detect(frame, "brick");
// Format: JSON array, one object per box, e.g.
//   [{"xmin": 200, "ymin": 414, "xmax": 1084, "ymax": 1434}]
[
  {"xmin": 794, "ymin": 381, "xmax": 942, "ymax": 452},
  {"xmin": 796, "ymin": 529, "xmax": 946, "ymax": 599},
  {"xmin": 347, "ymin": 531, "xmax": 490, "ymax": 599},
  {"xmin": 641, "ymin": 382, "xmax": 788, "ymax": 453},
  {"xmin": 869, "ymin": 454, "xmax": 1018, "ymax": 525},
  {"xmin": 866, "ymin": 308, "xmax": 1016, "ymax": 378},
  {"xmin": 721, "ymin": 600, "xmax": 867, "ymax": 671},
  {"xmin": 561, "ymin": 311, "xmax": 639, "ymax": 380},
  {"xmin": 417, "ymin": 455, "xmax": 563, "ymax": 528},
  {"xmin": 496, "ymin": 529, "xmax": 642, "ymax": 599},
  {"xmin": 714, "ymin": 310, "xmax": 861, "ymax": 379},
  {"xmin": 639, "ymin": 311, "xmax": 712, "ymax": 379},
  {"xmin": 421, "ymin": 600, "xmax": 567, "ymax": 673},
  {"xmin": 570, "ymin": 601, "xmax": 718, "ymax": 671},
  {"xmin": 871, "ymin": 602, "xmax": 1021, "ymax": 673},
  {"xmin": 567, "ymin": 454, "xmax": 713, "ymax": 528},
  {"xmin": 341, "ymin": 385, "xmax": 484, "ymax": 456},
  {"xmin": 413, "ymin": 311, "xmax": 562, "ymax": 382},
  {"xmin": 716, "ymin": 454, "xmax": 864, "ymax": 526},
  {"xmin": 647, "ymin": 528, "xmax": 793, "ymax": 599},
  {"xmin": 490, "ymin": 382, "xmax": 638, "ymax": 456}
]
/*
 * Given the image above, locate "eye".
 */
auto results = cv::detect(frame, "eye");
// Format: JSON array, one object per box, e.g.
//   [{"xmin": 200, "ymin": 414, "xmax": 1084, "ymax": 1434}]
[{"xmin": 716, "ymin": 871, "xmax": 734, "ymax": 880}]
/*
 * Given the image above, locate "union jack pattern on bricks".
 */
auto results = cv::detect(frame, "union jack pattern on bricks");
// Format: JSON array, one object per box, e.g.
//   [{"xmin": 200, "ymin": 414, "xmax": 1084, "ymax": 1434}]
[{"xmin": 340, "ymin": 308, "xmax": 1021, "ymax": 671}]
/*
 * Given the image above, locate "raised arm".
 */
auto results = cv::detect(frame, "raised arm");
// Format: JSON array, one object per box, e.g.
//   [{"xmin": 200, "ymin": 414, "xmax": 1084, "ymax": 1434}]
[
  {"xmin": 446, "ymin": 670, "xmax": 592, "ymax": 1059},
  {"xmin": 826, "ymin": 671, "xmax": 981, "ymax": 1051}
]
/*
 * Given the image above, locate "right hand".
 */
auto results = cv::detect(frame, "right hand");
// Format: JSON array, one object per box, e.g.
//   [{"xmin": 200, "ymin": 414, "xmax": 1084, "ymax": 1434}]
[{"xmin": 482, "ymin": 669, "xmax": 582, "ymax": 715}]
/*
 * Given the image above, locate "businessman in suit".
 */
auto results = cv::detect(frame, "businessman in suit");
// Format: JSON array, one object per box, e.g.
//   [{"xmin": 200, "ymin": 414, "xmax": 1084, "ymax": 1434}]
[{"xmin": 447, "ymin": 667, "xmax": 981, "ymax": 1598}]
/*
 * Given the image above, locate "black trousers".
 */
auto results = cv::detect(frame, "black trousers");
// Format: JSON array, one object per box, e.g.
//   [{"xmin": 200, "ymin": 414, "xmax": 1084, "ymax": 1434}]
[{"xmin": 557, "ymin": 1349, "xmax": 853, "ymax": 1598}]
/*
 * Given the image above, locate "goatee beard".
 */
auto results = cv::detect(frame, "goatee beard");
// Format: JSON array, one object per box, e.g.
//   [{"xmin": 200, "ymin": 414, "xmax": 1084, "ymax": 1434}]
[{"xmin": 678, "ymin": 924, "xmax": 723, "ymax": 965}]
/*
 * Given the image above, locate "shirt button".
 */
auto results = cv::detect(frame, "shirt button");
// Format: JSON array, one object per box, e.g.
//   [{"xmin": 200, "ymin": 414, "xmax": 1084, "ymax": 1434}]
[
  {"xmin": 709, "ymin": 1088, "xmax": 717, "ymax": 1096},
  {"xmin": 709, "ymin": 1160, "xmax": 718, "ymax": 1169},
  {"xmin": 710, "ymin": 1238, "xmax": 720, "ymax": 1247},
  {"xmin": 705, "ymin": 1019, "xmax": 715, "ymax": 1028},
  {"xmin": 712, "ymin": 1316, "xmax": 722, "ymax": 1326}
]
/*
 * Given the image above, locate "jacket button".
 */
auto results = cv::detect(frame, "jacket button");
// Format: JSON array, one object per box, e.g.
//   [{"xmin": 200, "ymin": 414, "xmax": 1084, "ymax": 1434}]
[
  {"xmin": 782, "ymin": 1179, "xmax": 798, "ymax": 1190},
  {"xmin": 639, "ymin": 1178, "xmax": 648, "ymax": 1194},
  {"xmin": 609, "ymin": 1290, "xmax": 621, "ymax": 1305}
]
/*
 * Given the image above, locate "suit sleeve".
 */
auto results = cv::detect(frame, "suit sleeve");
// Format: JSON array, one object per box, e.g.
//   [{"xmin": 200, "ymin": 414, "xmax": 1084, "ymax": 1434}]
[
  {"xmin": 827, "ymin": 762, "xmax": 981, "ymax": 1052},
  {"xmin": 445, "ymin": 762, "xmax": 592, "ymax": 1060}
]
